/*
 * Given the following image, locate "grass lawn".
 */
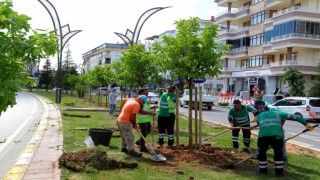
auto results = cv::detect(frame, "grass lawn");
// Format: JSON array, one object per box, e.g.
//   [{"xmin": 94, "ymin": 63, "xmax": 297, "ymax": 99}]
[{"xmin": 33, "ymin": 90, "xmax": 320, "ymax": 180}]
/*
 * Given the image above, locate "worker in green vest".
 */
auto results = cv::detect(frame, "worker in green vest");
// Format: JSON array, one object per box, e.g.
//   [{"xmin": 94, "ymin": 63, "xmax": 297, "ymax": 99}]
[
  {"xmin": 135, "ymin": 95, "xmax": 156, "ymax": 152},
  {"xmin": 251, "ymin": 106, "xmax": 315, "ymax": 176},
  {"xmin": 157, "ymin": 85, "xmax": 176, "ymax": 148}
]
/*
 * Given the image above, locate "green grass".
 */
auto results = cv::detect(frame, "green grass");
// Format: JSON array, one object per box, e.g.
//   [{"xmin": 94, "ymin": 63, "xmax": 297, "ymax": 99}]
[{"xmin": 32, "ymin": 90, "xmax": 320, "ymax": 180}]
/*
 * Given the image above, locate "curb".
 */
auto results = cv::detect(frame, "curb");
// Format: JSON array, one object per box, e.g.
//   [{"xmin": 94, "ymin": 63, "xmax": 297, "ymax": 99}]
[{"xmin": 3, "ymin": 93, "xmax": 50, "ymax": 179}]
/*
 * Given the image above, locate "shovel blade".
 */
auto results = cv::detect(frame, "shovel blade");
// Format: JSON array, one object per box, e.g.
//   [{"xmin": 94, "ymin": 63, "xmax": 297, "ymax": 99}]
[{"xmin": 151, "ymin": 154, "xmax": 166, "ymax": 162}]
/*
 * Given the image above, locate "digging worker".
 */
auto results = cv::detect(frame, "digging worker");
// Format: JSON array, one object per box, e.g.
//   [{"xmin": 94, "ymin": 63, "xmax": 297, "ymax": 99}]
[
  {"xmin": 118, "ymin": 96, "xmax": 146, "ymax": 157},
  {"xmin": 135, "ymin": 95, "xmax": 157, "ymax": 152},
  {"xmin": 228, "ymin": 100, "xmax": 257, "ymax": 152},
  {"xmin": 157, "ymin": 85, "xmax": 176, "ymax": 148},
  {"xmin": 251, "ymin": 106, "xmax": 315, "ymax": 176}
]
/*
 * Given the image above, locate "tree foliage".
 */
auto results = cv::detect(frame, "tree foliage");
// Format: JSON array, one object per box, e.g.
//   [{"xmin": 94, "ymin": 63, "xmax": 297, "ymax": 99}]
[
  {"xmin": 151, "ymin": 17, "xmax": 230, "ymax": 148},
  {"xmin": 308, "ymin": 63, "xmax": 320, "ymax": 97},
  {"xmin": 39, "ymin": 59, "xmax": 54, "ymax": 91},
  {"xmin": 281, "ymin": 68, "xmax": 306, "ymax": 97},
  {"xmin": 113, "ymin": 44, "xmax": 162, "ymax": 87},
  {"xmin": 0, "ymin": 1, "xmax": 58, "ymax": 114}
]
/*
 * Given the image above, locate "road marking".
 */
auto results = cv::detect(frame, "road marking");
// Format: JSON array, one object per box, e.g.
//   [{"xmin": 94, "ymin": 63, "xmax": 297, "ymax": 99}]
[{"xmin": 0, "ymin": 95, "xmax": 37, "ymax": 154}]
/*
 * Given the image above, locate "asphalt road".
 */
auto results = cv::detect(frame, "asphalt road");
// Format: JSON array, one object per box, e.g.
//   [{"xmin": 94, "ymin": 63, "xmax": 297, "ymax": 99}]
[
  {"xmin": 0, "ymin": 92, "xmax": 43, "ymax": 178},
  {"xmin": 179, "ymin": 106, "xmax": 320, "ymax": 151}
]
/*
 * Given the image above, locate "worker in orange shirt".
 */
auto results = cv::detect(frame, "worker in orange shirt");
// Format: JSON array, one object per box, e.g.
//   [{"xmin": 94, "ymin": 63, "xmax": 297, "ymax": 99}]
[{"xmin": 118, "ymin": 96, "xmax": 146, "ymax": 157}]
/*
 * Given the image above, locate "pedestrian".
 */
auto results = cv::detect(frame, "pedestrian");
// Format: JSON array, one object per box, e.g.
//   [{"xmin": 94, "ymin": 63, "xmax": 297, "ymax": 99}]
[
  {"xmin": 117, "ymin": 97, "xmax": 146, "ymax": 157},
  {"xmin": 228, "ymin": 99, "xmax": 257, "ymax": 152},
  {"xmin": 138, "ymin": 88, "xmax": 148, "ymax": 96},
  {"xmin": 135, "ymin": 95, "xmax": 157, "ymax": 152},
  {"xmin": 157, "ymin": 85, "xmax": 176, "ymax": 148},
  {"xmin": 130, "ymin": 88, "xmax": 138, "ymax": 98},
  {"xmin": 109, "ymin": 89, "xmax": 117, "ymax": 115},
  {"xmin": 251, "ymin": 106, "xmax": 314, "ymax": 176}
]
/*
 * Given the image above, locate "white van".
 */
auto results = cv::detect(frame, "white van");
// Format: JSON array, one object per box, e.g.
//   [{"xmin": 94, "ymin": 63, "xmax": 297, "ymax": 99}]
[{"xmin": 269, "ymin": 97, "xmax": 320, "ymax": 121}]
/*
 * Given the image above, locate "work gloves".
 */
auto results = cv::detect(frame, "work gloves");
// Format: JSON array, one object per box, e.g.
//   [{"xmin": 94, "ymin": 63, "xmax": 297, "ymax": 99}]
[{"xmin": 306, "ymin": 124, "xmax": 315, "ymax": 131}]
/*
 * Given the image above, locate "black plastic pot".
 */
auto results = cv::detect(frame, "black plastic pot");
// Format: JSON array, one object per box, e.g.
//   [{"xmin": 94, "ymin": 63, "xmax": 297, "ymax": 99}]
[{"xmin": 89, "ymin": 128, "xmax": 114, "ymax": 146}]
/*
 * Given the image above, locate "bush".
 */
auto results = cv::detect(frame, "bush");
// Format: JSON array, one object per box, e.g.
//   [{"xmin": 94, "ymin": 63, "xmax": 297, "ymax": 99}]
[{"xmin": 218, "ymin": 102, "xmax": 229, "ymax": 106}]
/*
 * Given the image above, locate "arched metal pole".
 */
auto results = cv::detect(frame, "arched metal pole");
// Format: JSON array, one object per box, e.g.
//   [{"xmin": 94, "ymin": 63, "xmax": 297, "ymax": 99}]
[
  {"xmin": 37, "ymin": 0, "xmax": 82, "ymax": 103},
  {"xmin": 114, "ymin": 6, "xmax": 171, "ymax": 46}
]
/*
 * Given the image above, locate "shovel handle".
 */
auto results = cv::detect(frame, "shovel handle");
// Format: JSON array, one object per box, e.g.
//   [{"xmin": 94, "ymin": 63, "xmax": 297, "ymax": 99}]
[
  {"xmin": 136, "ymin": 129, "xmax": 157, "ymax": 155},
  {"xmin": 202, "ymin": 129, "xmax": 230, "ymax": 142}
]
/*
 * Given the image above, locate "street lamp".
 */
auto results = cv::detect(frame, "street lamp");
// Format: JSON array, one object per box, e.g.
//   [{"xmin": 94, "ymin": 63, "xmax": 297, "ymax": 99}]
[
  {"xmin": 114, "ymin": 6, "xmax": 171, "ymax": 46},
  {"xmin": 38, "ymin": 0, "xmax": 82, "ymax": 103}
]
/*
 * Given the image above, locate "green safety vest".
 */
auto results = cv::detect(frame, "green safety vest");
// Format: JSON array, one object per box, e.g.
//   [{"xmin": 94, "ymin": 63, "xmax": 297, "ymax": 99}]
[
  {"xmin": 256, "ymin": 111, "xmax": 283, "ymax": 138},
  {"xmin": 167, "ymin": 96, "xmax": 176, "ymax": 114},
  {"xmin": 137, "ymin": 103, "xmax": 152, "ymax": 123}
]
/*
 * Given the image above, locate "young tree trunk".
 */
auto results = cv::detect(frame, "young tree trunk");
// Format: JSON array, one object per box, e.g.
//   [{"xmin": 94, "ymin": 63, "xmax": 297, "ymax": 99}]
[
  {"xmin": 194, "ymin": 87, "xmax": 198, "ymax": 149},
  {"xmin": 175, "ymin": 87, "xmax": 180, "ymax": 150},
  {"xmin": 188, "ymin": 79, "xmax": 193, "ymax": 151}
]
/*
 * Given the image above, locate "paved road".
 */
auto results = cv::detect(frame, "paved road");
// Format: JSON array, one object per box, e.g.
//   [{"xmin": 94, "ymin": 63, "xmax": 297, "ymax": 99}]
[
  {"xmin": 0, "ymin": 92, "xmax": 43, "ymax": 178},
  {"xmin": 179, "ymin": 106, "xmax": 320, "ymax": 151}
]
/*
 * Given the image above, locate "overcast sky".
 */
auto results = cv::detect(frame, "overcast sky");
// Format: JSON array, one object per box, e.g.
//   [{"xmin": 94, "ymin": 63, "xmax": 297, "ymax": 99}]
[{"xmin": 13, "ymin": 0, "xmax": 223, "ymax": 67}]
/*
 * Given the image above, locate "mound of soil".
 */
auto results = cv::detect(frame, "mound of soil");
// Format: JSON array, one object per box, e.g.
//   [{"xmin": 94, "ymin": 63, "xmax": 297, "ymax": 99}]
[{"xmin": 59, "ymin": 148, "xmax": 138, "ymax": 172}]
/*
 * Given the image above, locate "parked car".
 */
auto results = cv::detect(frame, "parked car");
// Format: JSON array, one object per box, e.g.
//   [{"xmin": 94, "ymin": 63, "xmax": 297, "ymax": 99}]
[
  {"xmin": 179, "ymin": 89, "xmax": 218, "ymax": 110},
  {"xmin": 269, "ymin": 97, "xmax": 320, "ymax": 121},
  {"xmin": 95, "ymin": 87, "xmax": 107, "ymax": 96},
  {"xmin": 262, "ymin": 94, "xmax": 284, "ymax": 105},
  {"xmin": 148, "ymin": 92, "xmax": 159, "ymax": 104}
]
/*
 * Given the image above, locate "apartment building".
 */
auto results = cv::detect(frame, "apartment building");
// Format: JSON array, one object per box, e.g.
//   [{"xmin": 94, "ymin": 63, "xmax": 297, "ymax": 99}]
[
  {"xmin": 214, "ymin": 0, "xmax": 320, "ymax": 98},
  {"xmin": 82, "ymin": 43, "xmax": 128, "ymax": 73}
]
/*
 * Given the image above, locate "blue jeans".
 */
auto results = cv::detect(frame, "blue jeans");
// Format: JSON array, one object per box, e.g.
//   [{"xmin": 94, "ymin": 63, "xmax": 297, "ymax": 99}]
[{"xmin": 109, "ymin": 104, "xmax": 116, "ymax": 114}]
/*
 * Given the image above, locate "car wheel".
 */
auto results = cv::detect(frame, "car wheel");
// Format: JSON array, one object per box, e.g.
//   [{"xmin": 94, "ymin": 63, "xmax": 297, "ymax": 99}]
[
  {"xmin": 295, "ymin": 113, "xmax": 303, "ymax": 118},
  {"xmin": 179, "ymin": 101, "xmax": 183, "ymax": 107},
  {"xmin": 207, "ymin": 106, "xmax": 212, "ymax": 110}
]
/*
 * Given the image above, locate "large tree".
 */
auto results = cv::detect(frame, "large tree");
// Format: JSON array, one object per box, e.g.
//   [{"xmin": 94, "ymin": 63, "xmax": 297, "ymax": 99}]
[
  {"xmin": 114, "ymin": 44, "xmax": 162, "ymax": 87},
  {"xmin": 39, "ymin": 58, "xmax": 54, "ymax": 91},
  {"xmin": 308, "ymin": 64, "xmax": 320, "ymax": 97},
  {"xmin": 152, "ymin": 17, "xmax": 230, "ymax": 149},
  {"xmin": 0, "ymin": 1, "xmax": 58, "ymax": 114},
  {"xmin": 281, "ymin": 68, "xmax": 306, "ymax": 97}
]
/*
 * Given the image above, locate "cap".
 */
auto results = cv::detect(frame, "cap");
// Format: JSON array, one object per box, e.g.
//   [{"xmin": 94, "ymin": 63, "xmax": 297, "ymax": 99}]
[
  {"xmin": 254, "ymin": 100, "xmax": 265, "ymax": 107},
  {"xmin": 233, "ymin": 99, "xmax": 241, "ymax": 105},
  {"xmin": 138, "ymin": 95, "xmax": 148, "ymax": 103}
]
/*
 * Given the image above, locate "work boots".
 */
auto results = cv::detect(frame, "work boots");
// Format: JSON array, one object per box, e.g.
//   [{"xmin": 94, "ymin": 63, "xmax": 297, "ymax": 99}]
[{"xmin": 129, "ymin": 150, "xmax": 142, "ymax": 157}]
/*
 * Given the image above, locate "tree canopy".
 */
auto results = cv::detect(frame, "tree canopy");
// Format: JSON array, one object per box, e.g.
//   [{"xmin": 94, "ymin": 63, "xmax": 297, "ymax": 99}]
[
  {"xmin": 281, "ymin": 68, "xmax": 306, "ymax": 97},
  {"xmin": 0, "ymin": 1, "xmax": 58, "ymax": 114}
]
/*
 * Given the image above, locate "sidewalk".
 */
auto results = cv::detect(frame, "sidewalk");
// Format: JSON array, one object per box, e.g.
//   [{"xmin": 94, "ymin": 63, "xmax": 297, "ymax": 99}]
[{"xmin": 4, "ymin": 94, "xmax": 63, "ymax": 180}]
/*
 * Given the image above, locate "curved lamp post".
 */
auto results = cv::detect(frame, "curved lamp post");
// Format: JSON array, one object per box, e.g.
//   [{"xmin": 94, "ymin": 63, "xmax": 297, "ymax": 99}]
[
  {"xmin": 114, "ymin": 6, "xmax": 171, "ymax": 46},
  {"xmin": 38, "ymin": 0, "xmax": 82, "ymax": 103}
]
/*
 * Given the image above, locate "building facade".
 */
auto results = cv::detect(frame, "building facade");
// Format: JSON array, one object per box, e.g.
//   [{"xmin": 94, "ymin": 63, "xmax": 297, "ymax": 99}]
[
  {"xmin": 215, "ymin": 0, "xmax": 320, "ymax": 98},
  {"xmin": 82, "ymin": 43, "xmax": 128, "ymax": 73}
]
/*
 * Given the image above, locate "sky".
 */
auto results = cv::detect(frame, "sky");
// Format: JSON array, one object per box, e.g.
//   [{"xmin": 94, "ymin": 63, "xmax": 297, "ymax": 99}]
[{"xmin": 12, "ymin": 0, "xmax": 224, "ymax": 67}]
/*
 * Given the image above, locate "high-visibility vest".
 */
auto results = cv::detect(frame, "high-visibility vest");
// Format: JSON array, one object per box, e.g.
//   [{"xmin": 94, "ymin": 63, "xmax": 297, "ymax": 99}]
[
  {"xmin": 168, "ymin": 96, "xmax": 176, "ymax": 114},
  {"xmin": 137, "ymin": 103, "xmax": 152, "ymax": 123}
]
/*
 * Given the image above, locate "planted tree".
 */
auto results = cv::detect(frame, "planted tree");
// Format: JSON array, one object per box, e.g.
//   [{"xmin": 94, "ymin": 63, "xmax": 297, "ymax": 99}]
[
  {"xmin": 308, "ymin": 63, "xmax": 320, "ymax": 97},
  {"xmin": 0, "ymin": 1, "xmax": 58, "ymax": 114},
  {"xmin": 152, "ymin": 17, "xmax": 230, "ymax": 149},
  {"xmin": 114, "ymin": 44, "xmax": 162, "ymax": 87},
  {"xmin": 281, "ymin": 68, "xmax": 306, "ymax": 97}
]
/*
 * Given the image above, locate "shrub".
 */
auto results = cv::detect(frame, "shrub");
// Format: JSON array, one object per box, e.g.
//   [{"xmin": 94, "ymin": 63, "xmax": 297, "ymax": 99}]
[{"xmin": 218, "ymin": 102, "xmax": 229, "ymax": 106}]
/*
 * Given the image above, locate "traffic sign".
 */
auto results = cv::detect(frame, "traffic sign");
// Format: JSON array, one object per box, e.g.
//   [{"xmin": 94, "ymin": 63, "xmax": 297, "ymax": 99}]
[
  {"xmin": 192, "ymin": 78, "xmax": 206, "ymax": 83},
  {"xmin": 34, "ymin": 72, "xmax": 41, "ymax": 78}
]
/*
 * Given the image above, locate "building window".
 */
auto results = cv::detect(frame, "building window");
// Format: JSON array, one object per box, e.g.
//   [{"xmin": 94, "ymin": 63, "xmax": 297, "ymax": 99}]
[
  {"xmin": 105, "ymin": 58, "xmax": 111, "ymax": 64},
  {"xmin": 241, "ymin": 59, "xmax": 248, "ymax": 69},
  {"xmin": 250, "ymin": 10, "xmax": 274, "ymax": 25},
  {"xmin": 249, "ymin": 55, "xmax": 274, "ymax": 67},
  {"xmin": 250, "ymin": 33, "xmax": 264, "ymax": 46},
  {"xmin": 251, "ymin": 0, "xmax": 262, "ymax": 4}
]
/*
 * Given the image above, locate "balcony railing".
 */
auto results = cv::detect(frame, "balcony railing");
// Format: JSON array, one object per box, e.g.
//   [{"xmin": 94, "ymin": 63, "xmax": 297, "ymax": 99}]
[
  {"xmin": 273, "ymin": 6, "xmax": 320, "ymax": 17},
  {"xmin": 216, "ymin": 6, "xmax": 249, "ymax": 17},
  {"xmin": 271, "ymin": 33, "xmax": 320, "ymax": 42},
  {"xmin": 269, "ymin": 60, "xmax": 311, "ymax": 67},
  {"xmin": 229, "ymin": 46, "xmax": 248, "ymax": 53}
]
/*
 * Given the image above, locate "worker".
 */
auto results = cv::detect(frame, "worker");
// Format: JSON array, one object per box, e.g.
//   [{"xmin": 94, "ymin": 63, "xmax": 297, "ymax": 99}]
[
  {"xmin": 118, "ymin": 96, "xmax": 146, "ymax": 157},
  {"xmin": 135, "ymin": 95, "xmax": 157, "ymax": 152},
  {"xmin": 157, "ymin": 85, "xmax": 176, "ymax": 148},
  {"xmin": 251, "ymin": 106, "xmax": 315, "ymax": 176},
  {"xmin": 228, "ymin": 100, "xmax": 257, "ymax": 152}
]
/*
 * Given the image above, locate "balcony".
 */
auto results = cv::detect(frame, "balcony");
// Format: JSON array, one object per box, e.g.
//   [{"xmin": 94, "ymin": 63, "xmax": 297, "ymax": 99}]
[
  {"xmin": 214, "ymin": 0, "xmax": 246, "ymax": 8},
  {"xmin": 269, "ymin": 59, "xmax": 318, "ymax": 74},
  {"xmin": 273, "ymin": 6, "xmax": 320, "ymax": 21},
  {"xmin": 265, "ymin": 0, "xmax": 284, "ymax": 9},
  {"xmin": 270, "ymin": 33, "xmax": 320, "ymax": 49},
  {"xmin": 215, "ymin": 6, "xmax": 250, "ymax": 24},
  {"xmin": 223, "ymin": 46, "xmax": 248, "ymax": 58},
  {"xmin": 216, "ymin": 27, "xmax": 249, "ymax": 40}
]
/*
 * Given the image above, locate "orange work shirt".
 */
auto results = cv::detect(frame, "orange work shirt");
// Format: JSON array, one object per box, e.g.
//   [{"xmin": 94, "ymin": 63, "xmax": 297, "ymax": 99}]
[{"xmin": 118, "ymin": 99, "xmax": 140, "ymax": 124}]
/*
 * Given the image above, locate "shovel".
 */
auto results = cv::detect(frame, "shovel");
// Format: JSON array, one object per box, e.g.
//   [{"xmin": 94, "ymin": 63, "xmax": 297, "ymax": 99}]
[
  {"xmin": 136, "ymin": 129, "xmax": 166, "ymax": 162},
  {"xmin": 225, "ymin": 124, "xmax": 319, "ymax": 169}
]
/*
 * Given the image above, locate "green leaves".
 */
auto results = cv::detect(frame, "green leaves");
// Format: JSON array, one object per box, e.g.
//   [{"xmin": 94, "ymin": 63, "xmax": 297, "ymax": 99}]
[
  {"xmin": 0, "ymin": 1, "xmax": 59, "ymax": 114},
  {"xmin": 281, "ymin": 68, "xmax": 306, "ymax": 97}
]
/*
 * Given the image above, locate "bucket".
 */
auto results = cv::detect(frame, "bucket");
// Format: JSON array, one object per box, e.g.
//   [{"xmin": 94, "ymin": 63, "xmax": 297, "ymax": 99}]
[{"xmin": 89, "ymin": 128, "xmax": 114, "ymax": 146}]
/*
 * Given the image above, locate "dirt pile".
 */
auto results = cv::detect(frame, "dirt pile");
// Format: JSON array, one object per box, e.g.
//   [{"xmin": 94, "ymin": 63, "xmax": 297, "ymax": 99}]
[{"xmin": 59, "ymin": 146, "xmax": 138, "ymax": 172}]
